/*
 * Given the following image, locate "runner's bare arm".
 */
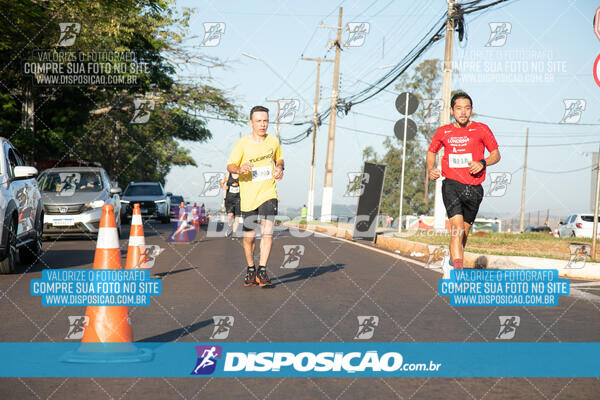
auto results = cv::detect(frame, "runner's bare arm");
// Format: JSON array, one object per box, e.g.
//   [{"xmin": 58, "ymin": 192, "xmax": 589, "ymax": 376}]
[
  {"xmin": 227, "ymin": 163, "xmax": 252, "ymax": 175},
  {"xmin": 468, "ymin": 149, "xmax": 501, "ymax": 174},
  {"xmin": 426, "ymin": 151, "xmax": 441, "ymax": 180},
  {"xmin": 486, "ymin": 149, "xmax": 501, "ymax": 166},
  {"xmin": 273, "ymin": 160, "xmax": 284, "ymax": 180},
  {"xmin": 219, "ymin": 172, "xmax": 229, "ymax": 190}
]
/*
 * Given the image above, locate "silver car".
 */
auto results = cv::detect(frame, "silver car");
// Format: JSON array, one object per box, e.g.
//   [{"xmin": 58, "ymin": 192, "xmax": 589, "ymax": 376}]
[
  {"xmin": 0, "ymin": 137, "xmax": 43, "ymax": 273},
  {"xmin": 38, "ymin": 167, "xmax": 122, "ymax": 238}
]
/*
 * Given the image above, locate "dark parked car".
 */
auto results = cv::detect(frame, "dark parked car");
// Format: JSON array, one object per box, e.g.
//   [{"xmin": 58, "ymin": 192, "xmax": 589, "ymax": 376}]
[{"xmin": 120, "ymin": 182, "xmax": 171, "ymax": 224}]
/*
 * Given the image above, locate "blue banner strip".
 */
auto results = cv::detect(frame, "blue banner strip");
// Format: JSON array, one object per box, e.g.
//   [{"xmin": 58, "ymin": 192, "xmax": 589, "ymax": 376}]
[{"xmin": 1, "ymin": 342, "xmax": 599, "ymax": 377}]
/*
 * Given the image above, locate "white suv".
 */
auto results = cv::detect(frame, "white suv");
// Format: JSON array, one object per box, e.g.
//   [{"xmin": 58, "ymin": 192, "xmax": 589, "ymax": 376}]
[
  {"xmin": 0, "ymin": 138, "xmax": 43, "ymax": 273},
  {"xmin": 558, "ymin": 213, "xmax": 599, "ymax": 238}
]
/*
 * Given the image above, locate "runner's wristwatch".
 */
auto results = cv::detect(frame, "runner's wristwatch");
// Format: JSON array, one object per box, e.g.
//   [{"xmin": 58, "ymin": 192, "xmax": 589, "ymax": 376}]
[{"xmin": 479, "ymin": 159, "xmax": 487, "ymax": 168}]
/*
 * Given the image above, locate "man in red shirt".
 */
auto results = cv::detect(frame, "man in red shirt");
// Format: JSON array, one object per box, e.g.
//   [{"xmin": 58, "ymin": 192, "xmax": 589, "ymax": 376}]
[{"xmin": 427, "ymin": 92, "xmax": 501, "ymax": 278}]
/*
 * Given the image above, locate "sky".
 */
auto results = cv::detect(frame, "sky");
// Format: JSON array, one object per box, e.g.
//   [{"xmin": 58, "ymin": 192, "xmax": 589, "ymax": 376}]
[{"xmin": 163, "ymin": 0, "xmax": 598, "ymax": 221}]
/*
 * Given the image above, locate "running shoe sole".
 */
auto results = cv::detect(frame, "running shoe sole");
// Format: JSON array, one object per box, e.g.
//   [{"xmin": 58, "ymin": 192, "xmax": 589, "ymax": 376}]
[{"xmin": 255, "ymin": 276, "xmax": 273, "ymax": 287}]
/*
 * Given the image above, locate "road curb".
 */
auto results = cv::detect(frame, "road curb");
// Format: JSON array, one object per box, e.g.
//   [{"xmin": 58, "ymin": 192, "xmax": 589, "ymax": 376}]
[{"xmin": 283, "ymin": 222, "xmax": 600, "ymax": 280}]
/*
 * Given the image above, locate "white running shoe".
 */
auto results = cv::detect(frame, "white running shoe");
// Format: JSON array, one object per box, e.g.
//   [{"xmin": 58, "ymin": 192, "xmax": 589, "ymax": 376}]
[{"xmin": 441, "ymin": 256, "xmax": 453, "ymax": 280}]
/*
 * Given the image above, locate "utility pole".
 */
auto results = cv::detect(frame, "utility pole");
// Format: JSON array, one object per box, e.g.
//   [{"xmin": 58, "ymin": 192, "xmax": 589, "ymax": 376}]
[
  {"xmin": 592, "ymin": 144, "xmax": 600, "ymax": 258},
  {"xmin": 519, "ymin": 128, "xmax": 529, "ymax": 232},
  {"xmin": 433, "ymin": 0, "xmax": 456, "ymax": 231},
  {"xmin": 319, "ymin": 7, "xmax": 344, "ymax": 222},
  {"xmin": 302, "ymin": 57, "xmax": 334, "ymax": 221},
  {"xmin": 265, "ymin": 99, "xmax": 281, "ymax": 138}
]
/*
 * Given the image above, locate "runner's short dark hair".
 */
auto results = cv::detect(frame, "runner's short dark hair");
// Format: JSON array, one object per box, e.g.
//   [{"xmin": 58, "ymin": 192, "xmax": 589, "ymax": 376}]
[
  {"xmin": 250, "ymin": 105, "xmax": 269, "ymax": 120},
  {"xmin": 450, "ymin": 92, "xmax": 473, "ymax": 108}
]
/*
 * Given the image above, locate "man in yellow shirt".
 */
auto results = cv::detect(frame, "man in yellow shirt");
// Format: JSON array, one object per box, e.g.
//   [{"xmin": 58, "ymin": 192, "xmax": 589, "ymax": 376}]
[{"xmin": 227, "ymin": 106, "xmax": 284, "ymax": 287}]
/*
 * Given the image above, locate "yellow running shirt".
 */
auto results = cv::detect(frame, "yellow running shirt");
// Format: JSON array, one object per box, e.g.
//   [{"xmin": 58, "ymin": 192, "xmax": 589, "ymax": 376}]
[{"xmin": 227, "ymin": 134, "xmax": 283, "ymax": 212}]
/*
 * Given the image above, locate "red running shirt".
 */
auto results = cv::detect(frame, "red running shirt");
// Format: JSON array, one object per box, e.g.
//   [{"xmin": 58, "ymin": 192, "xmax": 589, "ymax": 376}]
[{"xmin": 428, "ymin": 121, "xmax": 499, "ymax": 186}]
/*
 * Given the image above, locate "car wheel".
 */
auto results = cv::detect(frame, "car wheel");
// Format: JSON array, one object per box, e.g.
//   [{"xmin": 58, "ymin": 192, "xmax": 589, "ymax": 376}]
[
  {"xmin": 20, "ymin": 219, "xmax": 42, "ymax": 265},
  {"xmin": 121, "ymin": 214, "xmax": 130, "ymax": 225},
  {"xmin": 160, "ymin": 216, "xmax": 170, "ymax": 224},
  {"xmin": 0, "ymin": 217, "xmax": 18, "ymax": 274}
]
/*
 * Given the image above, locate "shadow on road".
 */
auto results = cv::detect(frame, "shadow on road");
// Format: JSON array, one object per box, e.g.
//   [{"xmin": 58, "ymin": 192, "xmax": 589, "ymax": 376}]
[
  {"xmin": 152, "ymin": 267, "xmax": 196, "ymax": 279},
  {"xmin": 137, "ymin": 318, "xmax": 213, "ymax": 342},
  {"xmin": 22, "ymin": 250, "xmax": 95, "ymax": 272},
  {"xmin": 273, "ymin": 263, "xmax": 345, "ymax": 286}
]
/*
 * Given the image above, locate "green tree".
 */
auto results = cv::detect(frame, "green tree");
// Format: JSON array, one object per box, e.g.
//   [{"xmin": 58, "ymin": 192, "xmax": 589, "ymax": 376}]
[
  {"xmin": 395, "ymin": 59, "xmax": 442, "ymax": 207},
  {"xmin": 363, "ymin": 137, "xmax": 430, "ymax": 220},
  {"xmin": 0, "ymin": 0, "xmax": 241, "ymax": 188}
]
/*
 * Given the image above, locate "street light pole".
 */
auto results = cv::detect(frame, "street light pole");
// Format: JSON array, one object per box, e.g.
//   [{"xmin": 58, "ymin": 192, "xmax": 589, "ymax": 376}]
[{"xmin": 398, "ymin": 92, "xmax": 409, "ymax": 232}]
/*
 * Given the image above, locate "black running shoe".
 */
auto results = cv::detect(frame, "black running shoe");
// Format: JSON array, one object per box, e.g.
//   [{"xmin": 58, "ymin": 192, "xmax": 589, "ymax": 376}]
[
  {"xmin": 255, "ymin": 268, "xmax": 273, "ymax": 287},
  {"xmin": 244, "ymin": 267, "xmax": 257, "ymax": 287}
]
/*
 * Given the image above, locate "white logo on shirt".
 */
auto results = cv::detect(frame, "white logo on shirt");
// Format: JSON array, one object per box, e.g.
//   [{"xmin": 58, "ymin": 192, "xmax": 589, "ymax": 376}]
[{"xmin": 447, "ymin": 136, "xmax": 469, "ymax": 144}]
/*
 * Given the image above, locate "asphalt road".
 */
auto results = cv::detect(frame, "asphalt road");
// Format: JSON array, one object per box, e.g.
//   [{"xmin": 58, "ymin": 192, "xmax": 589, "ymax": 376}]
[{"xmin": 1, "ymin": 220, "xmax": 599, "ymax": 399}]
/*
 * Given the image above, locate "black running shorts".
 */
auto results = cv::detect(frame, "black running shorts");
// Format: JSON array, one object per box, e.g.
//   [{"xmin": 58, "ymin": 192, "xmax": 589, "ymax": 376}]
[
  {"xmin": 441, "ymin": 178, "xmax": 484, "ymax": 225},
  {"xmin": 225, "ymin": 195, "xmax": 241, "ymax": 216},
  {"xmin": 242, "ymin": 198, "xmax": 278, "ymax": 231}
]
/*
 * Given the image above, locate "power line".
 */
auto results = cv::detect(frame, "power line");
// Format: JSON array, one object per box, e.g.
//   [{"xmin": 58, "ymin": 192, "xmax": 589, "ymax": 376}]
[
  {"xmin": 263, "ymin": 0, "xmax": 518, "ymax": 146},
  {"xmin": 340, "ymin": 0, "xmax": 517, "ymax": 110},
  {"xmin": 477, "ymin": 113, "xmax": 600, "ymax": 126},
  {"xmin": 267, "ymin": 0, "xmax": 347, "ymax": 99},
  {"xmin": 528, "ymin": 165, "xmax": 594, "ymax": 174},
  {"xmin": 502, "ymin": 140, "xmax": 600, "ymax": 148},
  {"xmin": 370, "ymin": 0, "xmax": 395, "ymax": 18},
  {"xmin": 351, "ymin": 111, "xmax": 600, "ymax": 137},
  {"xmin": 323, "ymin": 123, "xmax": 392, "ymax": 137}
]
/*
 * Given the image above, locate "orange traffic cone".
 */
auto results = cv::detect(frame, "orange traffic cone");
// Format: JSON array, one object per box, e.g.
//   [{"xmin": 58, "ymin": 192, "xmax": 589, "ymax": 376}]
[
  {"xmin": 82, "ymin": 204, "xmax": 132, "ymax": 343},
  {"xmin": 168, "ymin": 202, "xmax": 195, "ymax": 242},
  {"xmin": 62, "ymin": 204, "xmax": 152, "ymax": 363},
  {"xmin": 125, "ymin": 204, "xmax": 148, "ymax": 269}
]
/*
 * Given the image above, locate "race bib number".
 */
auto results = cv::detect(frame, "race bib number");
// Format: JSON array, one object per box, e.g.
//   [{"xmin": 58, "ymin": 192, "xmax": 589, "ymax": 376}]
[
  {"xmin": 448, "ymin": 153, "xmax": 472, "ymax": 168},
  {"xmin": 229, "ymin": 186, "xmax": 240, "ymax": 194},
  {"xmin": 251, "ymin": 166, "xmax": 272, "ymax": 182}
]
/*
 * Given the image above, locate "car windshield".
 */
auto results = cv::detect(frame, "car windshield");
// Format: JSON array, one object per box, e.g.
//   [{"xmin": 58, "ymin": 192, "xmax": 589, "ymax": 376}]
[
  {"xmin": 171, "ymin": 196, "xmax": 184, "ymax": 204},
  {"xmin": 581, "ymin": 215, "xmax": 595, "ymax": 222},
  {"xmin": 124, "ymin": 184, "xmax": 163, "ymax": 196},
  {"xmin": 38, "ymin": 171, "xmax": 103, "ymax": 193}
]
